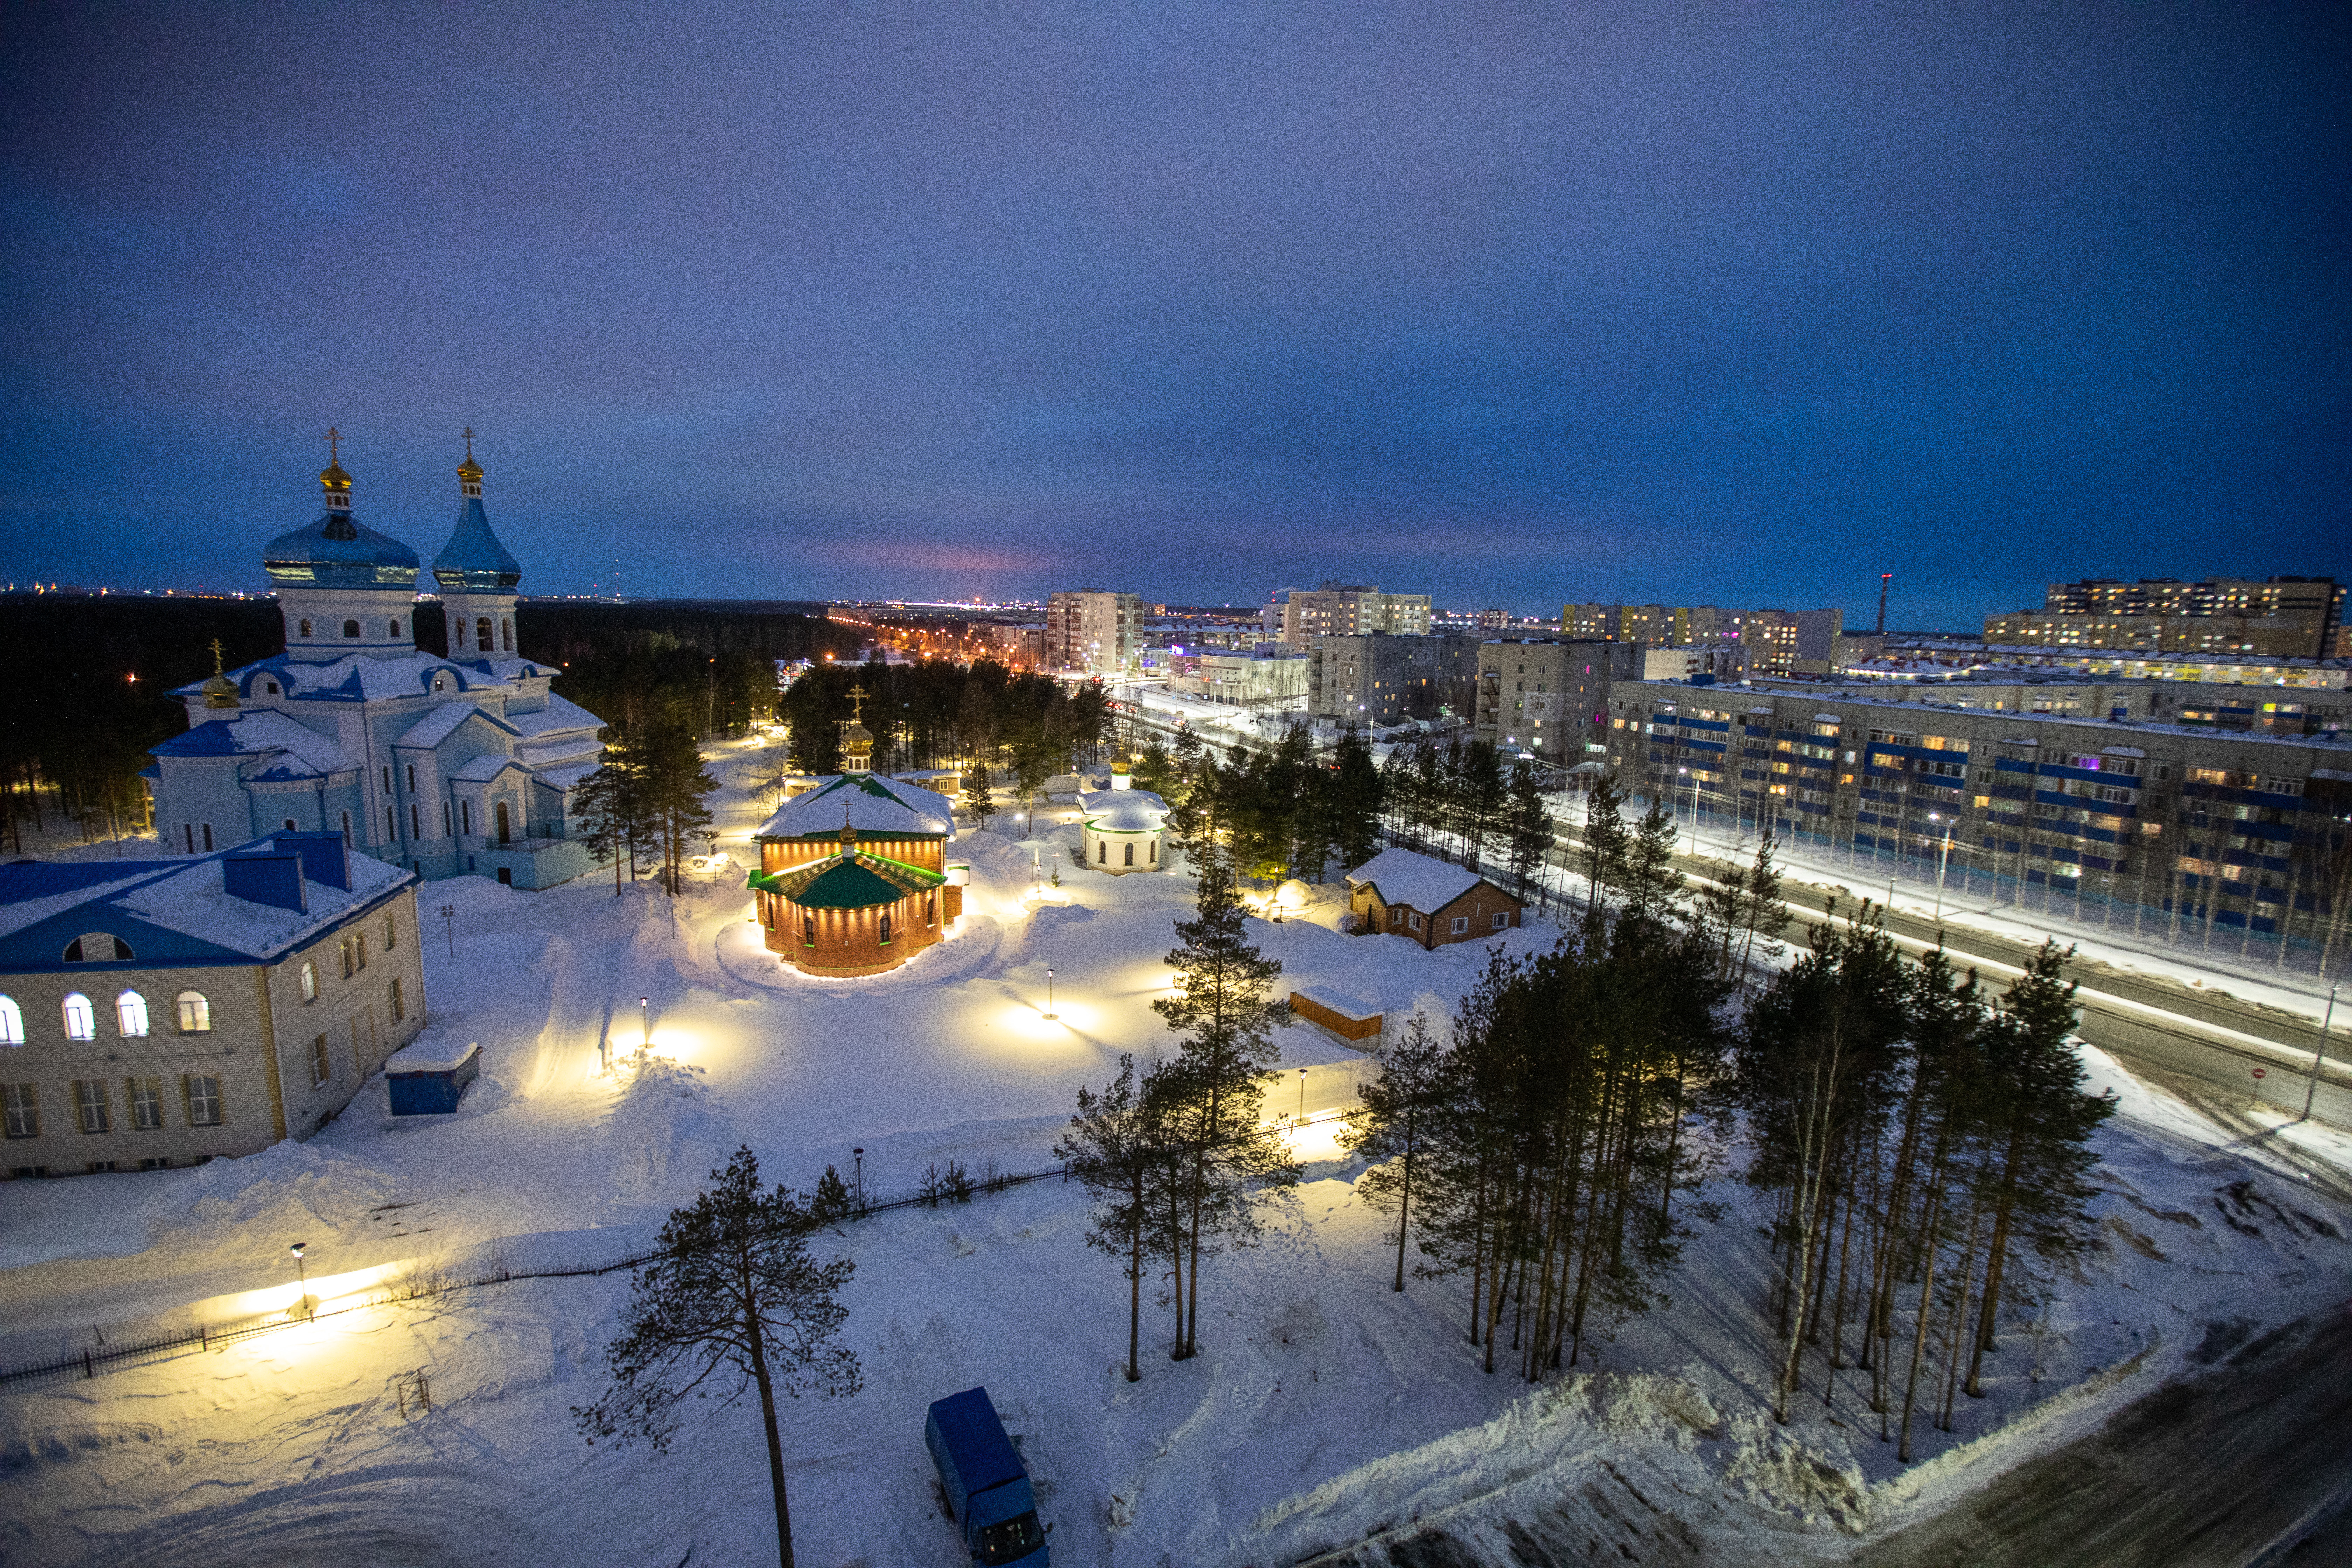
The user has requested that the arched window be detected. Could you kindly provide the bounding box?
[300,961,317,1002]
[0,995,22,1045]
[1124,841,1134,866]
[64,933,132,962]
[201,824,214,852]
[299,618,313,638]
[1148,839,1157,863]
[283,818,297,832]
[501,618,513,652]
[1097,839,1107,862]
[182,824,194,854]
[62,993,97,1040]
[176,991,211,1034]
[804,914,816,946]
[433,676,446,692]
[879,912,892,945]
[461,799,471,835]
[342,620,361,638]
[926,895,937,926]
[388,618,401,637]
[116,990,149,1037]
[476,617,493,650]
[406,764,416,793]
[496,800,511,843]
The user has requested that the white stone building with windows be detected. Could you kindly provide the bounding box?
[0,833,424,1177]
[145,439,607,889]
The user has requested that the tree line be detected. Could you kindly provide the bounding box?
[778,657,1110,784]
[1060,766,2114,1466]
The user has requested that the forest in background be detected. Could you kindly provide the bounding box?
[4,595,855,852]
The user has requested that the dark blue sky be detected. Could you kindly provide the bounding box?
[5,3,2346,627]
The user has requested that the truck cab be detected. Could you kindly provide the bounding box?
[925,1386,1049,1566]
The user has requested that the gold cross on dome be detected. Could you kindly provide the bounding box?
[326,427,341,463]
[462,426,476,460]
[848,684,868,722]
[210,637,225,673]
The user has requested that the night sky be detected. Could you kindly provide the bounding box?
[4,4,2346,626]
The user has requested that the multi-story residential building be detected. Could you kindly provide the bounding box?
[1604,678,2352,961]
[1639,644,1750,682]
[1276,582,1433,649]
[1853,641,2351,692]
[1473,640,1640,762]
[0,832,426,1176]
[1746,670,2351,738]
[1556,603,1842,674]
[1309,633,1479,727]
[1987,576,2344,658]
[1045,591,1142,674]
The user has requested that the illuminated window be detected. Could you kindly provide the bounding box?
[176,991,211,1034]
[62,993,96,1041]
[116,990,149,1037]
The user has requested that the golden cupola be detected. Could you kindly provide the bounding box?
[200,638,239,709]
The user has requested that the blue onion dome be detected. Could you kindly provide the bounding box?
[432,446,523,592]
[263,460,421,588]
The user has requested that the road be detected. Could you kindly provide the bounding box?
[1540,828,2352,1147]
[1846,1305,2352,1568]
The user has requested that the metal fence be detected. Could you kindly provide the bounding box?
[0,1160,1076,1393]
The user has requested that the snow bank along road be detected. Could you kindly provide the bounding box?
[1845,1304,2352,1568]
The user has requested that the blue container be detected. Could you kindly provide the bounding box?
[386,1041,481,1115]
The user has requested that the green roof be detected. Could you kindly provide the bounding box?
[749,849,943,910]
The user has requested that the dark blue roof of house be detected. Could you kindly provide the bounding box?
[262,511,421,589]
[433,497,523,591]
[150,720,245,757]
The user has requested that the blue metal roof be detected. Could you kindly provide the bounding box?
[432,497,523,591]
[262,511,421,589]
[150,720,244,757]
[0,860,177,906]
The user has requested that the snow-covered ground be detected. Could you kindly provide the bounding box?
[4,746,2349,1567]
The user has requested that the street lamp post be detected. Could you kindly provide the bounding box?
[1928,813,1955,923]
[2301,980,2340,1122]
[439,903,456,957]
[1045,967,1056,1020]
[852,1147,864,1210]
[639,996,650,1056]
[1298,1066,1308,1122]
[289,1241,310,1318]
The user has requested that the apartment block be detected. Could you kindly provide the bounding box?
[1556,603,1842,674]
[1276,582,1433,649]
[1045,591,1142,674]
[1603,677,2352,957]
[1473,639,1639,761]
[1987,576,2344,659]
[1309,633,1479,726]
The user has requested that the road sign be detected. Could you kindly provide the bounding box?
[2253,1068,2267,1079]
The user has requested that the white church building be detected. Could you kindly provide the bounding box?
[145,440,607,889]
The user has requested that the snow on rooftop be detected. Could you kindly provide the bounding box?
[0,866,170,940]
[111,848,410,959]
[386,1038,481,1073]
[1344,847,1489,911]
[504,693,601,739]
[395,701,507,751]
[754,774,956,840]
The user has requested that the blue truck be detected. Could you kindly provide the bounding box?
[924,1386,1050,1566]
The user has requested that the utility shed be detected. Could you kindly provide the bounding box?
[385,1038,481,1115]
[1290,985,1382,1046]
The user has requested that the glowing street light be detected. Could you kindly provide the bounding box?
[1298,1066,1309,1121]
[1044,967,1056,1020]
[290,1241,310,1318]
[640,996,651,1056]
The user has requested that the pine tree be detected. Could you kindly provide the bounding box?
[1737,831,1789,985]
[1057,1053,1183,1380]
[573,727,658,896]
[643,721,720,895]
[1961,941,2113,1396]
[958,767,997,833]
[1617,798,1685,928]
[1151,856,1300,1358]
[1578,775,1630,923]
[1342,1014,1451,1291]
[1329,727,1384,871]
[810,1164,853,1223]
[1502,763,1555,910]
[573,1147,860,1568]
